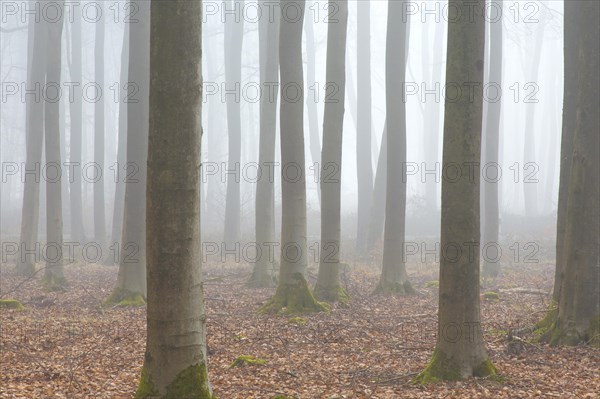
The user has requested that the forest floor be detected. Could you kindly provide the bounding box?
[1,258,599,398]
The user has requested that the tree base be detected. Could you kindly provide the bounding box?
[103,287,146,307]
[373,279,415,295]
[15,263,36,277]
[41,275,67,292]
[413,349,496,384]
[481,262,500,278]
[259,273,329,315]
[246,268,276,289]
[135,364,214,399]
[314,284,349,304]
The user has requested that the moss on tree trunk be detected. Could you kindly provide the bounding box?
[260,273,328,314]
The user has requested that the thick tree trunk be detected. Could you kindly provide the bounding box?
[248,0,280,288]
[16,3,47,276]
[355,0,373,256]
[43,0,66,290]
[105,1,148,306]
[314,0,348,302]
[223,0,244,246]
[542,0,599,347]
[376,0,413,295]
[416,0,496,382]
[68,8,85,244]
[481,0,502,277]
[135,1,213,397]
[109,23,130,253]
[260,0,327,315]
[551,3,577,304]
[94,3,107,251]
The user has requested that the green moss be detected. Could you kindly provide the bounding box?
[314,284,350,304]
[41,274,67,292]
[103,287,146,307]
[425,280,439,288]
[229,355,267,368]
[288,317,307,325]
[483,291,500,301]
[134,366,158,398]
[472,358,497,377]
[413,349,462,384]
[259,273,329,315]
[164,363,213,398]
[136,363,214,399]
[0,299,25,311]
[373,279,415,295]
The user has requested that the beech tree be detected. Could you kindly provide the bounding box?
[304,10,321,202]
[42,0,66,290]
[481,0,503,277]
[260,0,327,314]
[416,0,496,381]
[376,0,413,294]
[16,4,46,276]
[314,0,348,302]
[105,0,149,306]
[355,0,373,256]
[223,0,244,246]
[135,0,213,397]
[248,0,280,287]
[538,0,599,346]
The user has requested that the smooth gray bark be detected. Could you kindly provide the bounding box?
[94,3,107,250]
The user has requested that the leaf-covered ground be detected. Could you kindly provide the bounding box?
[1,260,598,398]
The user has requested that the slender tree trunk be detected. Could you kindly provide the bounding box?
[69,5,85,244]
[109,23,130,254]
[260,0,327,315]
[355,0,373,256]
[248,0,280,287]
[522,17,544,217]
[223,0,244,246]
[541,0,599,346]
[375,0,413,295]
[416,0,496,381]
[16,3,47,276]
[94,3,107,250]
[135,1,213,397]
[304,10,321,203]
[366,122,387,252]
[105,1,148,306]
[43,0,66,290]
[315,0,348,302]
[481,0,502,277]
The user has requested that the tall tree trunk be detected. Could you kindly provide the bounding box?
[135,1,213,397]
[248,0,280,288]
[260,0,327,315]
[375,0,413,294]
[355,0,373,256]
[551,3,577,304]
[109,23,130,254]
[69,4,85,243]
[16,2,47,276]
[481,0,502,277]
[314,0,348,302]
[105,1,149,306]
[304,10,321,203]
[522,16,544,217]
[223,0,244,246]
[541,0,599,346]
[416,0,496,381]
[94,3,107,250]
[43,0,66,290]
